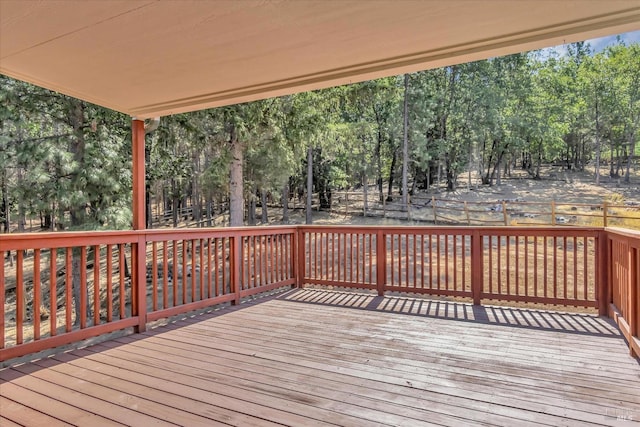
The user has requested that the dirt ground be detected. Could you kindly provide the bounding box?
[281,165,640,226]
[3,164,638,356]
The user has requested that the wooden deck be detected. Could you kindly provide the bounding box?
[1,288,639,426]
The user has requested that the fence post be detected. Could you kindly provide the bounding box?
[376,230,386,296]
[345,193,349,217]
[231,235,241,305]
[383,195,386,218]
[471,230,483,305]
[464,202,470,225]
[502,201,508,225]
[597,230,610,317]
[551,201,556,226]
[603,202,608,227]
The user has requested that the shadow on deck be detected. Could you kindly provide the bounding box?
[1,289,639,426]
[282,288,624,339]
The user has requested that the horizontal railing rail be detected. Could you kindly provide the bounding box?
[299,226,602,307]
[2,225,638,361]
[0,231,140,361]
[1,226,297,361]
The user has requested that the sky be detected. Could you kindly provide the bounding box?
[543,30,640,56]
[585,30,640,52]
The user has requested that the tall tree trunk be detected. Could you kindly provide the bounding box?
[248,192,256,226]
[375,127,383,202]
[192,152,201,225]
[145,140,153,229]
[163,186,170,216]
[261,189,268,224]
[282,183,289,224]
[579,135,587,171]
[362,171,368,216]
[467,140,473,190]
[401,74,409,211]
[535,144,542,179]
[2,167,10,233]
[171,180,179,227]
[229,124,244,227]
[206,196,213,227]
[1,167,10,266]
[387,149,396,201]
[146,185,153,229]
[306,146,313,224]
[625,131,635,183]
[68,99,90,325]
[610,143,616,177]
[16,167,25,232]
[15,125,26,233]
[594,96,602,185]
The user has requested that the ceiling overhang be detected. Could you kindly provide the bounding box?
[1,0,639,118]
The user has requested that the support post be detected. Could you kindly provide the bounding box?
[131,119,147,332]
[132,119,146,230]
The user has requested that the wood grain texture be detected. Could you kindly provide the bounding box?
[1,289,638,426]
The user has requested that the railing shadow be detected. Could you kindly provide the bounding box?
[1,286,634,381]
[281,288,624,339]
[0,287,292,371]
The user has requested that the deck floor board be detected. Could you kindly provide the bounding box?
[1,289,639,426]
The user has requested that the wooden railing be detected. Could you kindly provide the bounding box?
[299,227,601,308]
[2,225,638,361]
[1,231,141,361]
[606,228,640,357]
[1,227,296,361]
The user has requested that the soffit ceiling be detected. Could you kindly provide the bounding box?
[1,0,639,118]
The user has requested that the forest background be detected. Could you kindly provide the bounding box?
[1,39,639,233]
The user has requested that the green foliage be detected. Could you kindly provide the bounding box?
[1,77,131,231]
[2,37,638,230]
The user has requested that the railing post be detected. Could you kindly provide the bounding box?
[471,230,483,305]
[597,230,610,317]
[376,230,386,296]
[297,228,306,288]
[290,230,298,288]
[630,247,638,357]
[231,235,241,305]
[134,235,147,332]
